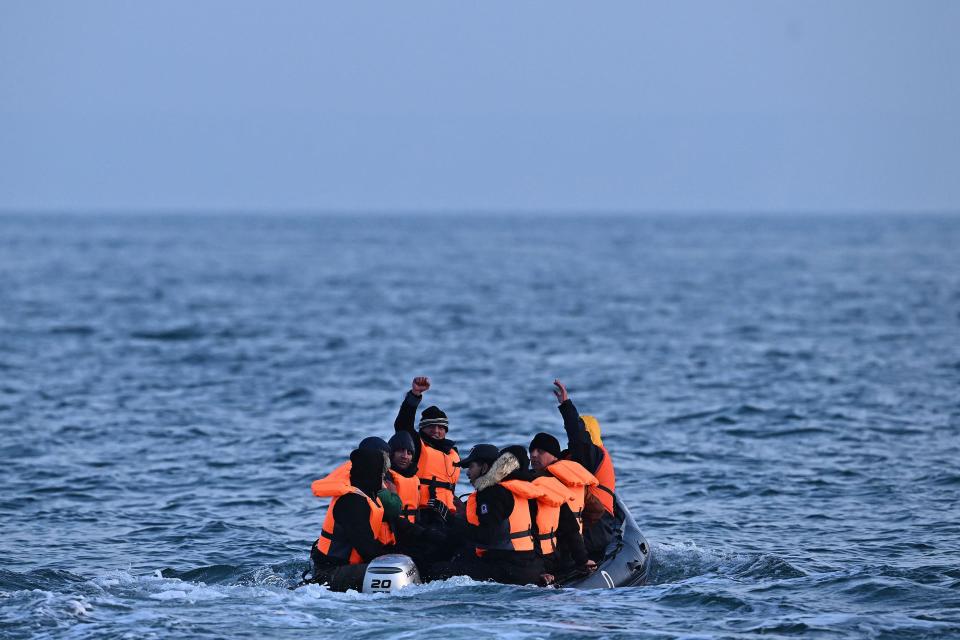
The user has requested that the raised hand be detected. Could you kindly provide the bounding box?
[553,379,569,404]
[412,376,431,396]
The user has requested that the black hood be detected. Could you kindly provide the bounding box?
[349,448,385,499]
[500,445,536,481]
[504,467,537,482]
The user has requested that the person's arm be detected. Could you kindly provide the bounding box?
[332,494,394,562]
[557,503,590,568]
[554,380,604,473]
[394,517,449,546]
[469,486,513,545]
[394,377,429,464]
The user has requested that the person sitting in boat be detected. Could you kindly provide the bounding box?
[393,376,461,517]
[424,444,548,586]
[310,437,390,496]
[311,432,421,523]
[528,432,598,579]
[385,431,420,523]
[307,448,399,591]
[309,430,455,562]
[552,379,619,561]
[383,430,459,566]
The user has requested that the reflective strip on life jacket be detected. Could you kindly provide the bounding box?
[314,487,394,564]
[416,443,460,510]
[465,480,542,557]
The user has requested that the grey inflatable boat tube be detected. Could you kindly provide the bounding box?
[560,494,653,589]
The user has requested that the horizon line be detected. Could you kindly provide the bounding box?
[2,207,959,218]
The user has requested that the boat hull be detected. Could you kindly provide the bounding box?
[560,495,653,589]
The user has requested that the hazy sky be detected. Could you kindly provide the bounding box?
[1,1,958,213]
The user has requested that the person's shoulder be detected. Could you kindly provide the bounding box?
[336,491,371,509]
[478,484,509,501]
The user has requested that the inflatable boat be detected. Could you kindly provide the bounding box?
[558,494,653,588]
[356,494,652,593]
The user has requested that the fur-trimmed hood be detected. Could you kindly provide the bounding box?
[472,452,519,491]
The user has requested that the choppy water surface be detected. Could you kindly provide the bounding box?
[1,213,958,639]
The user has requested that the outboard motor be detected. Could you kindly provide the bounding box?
[361,554,421,593]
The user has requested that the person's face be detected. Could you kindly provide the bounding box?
[467,461,489,483]
[422,424,447,440]
[530,447,557,472]
[391,448,413,471]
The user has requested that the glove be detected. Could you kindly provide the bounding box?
[426,498,449,521]
[377,489,402,521]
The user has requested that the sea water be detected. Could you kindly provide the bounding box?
[1,212,958,639]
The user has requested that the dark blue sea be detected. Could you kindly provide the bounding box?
[1,212,958,639]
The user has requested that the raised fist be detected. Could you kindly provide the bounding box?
[411,376,431,396]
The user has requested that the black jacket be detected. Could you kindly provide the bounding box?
[559,398,605,475]
[316,449,396,566]
[457,469,538,562]
[317,493,395,566]
[394,391,423,467]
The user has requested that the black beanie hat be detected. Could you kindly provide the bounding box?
[419,405,449,431]
[358,436,390,454]
[529,432,562,459]
[388,431,416,453]
[349,448,386,497]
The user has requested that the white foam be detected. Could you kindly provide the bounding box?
[148,581,228,603]
[67,598,91,616]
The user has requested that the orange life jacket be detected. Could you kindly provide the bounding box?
[387,469,421,523]
[589,445,616,516]
[465,479,543,557]
[416,442,461,511]
[313,482,395,564]
[545,459,599,533]
[530,476,575,556]
[312,461,419,524]
[311,461,351,497]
